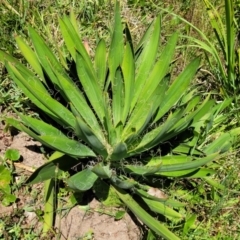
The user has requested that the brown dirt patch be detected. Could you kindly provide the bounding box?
[55,199,141,240]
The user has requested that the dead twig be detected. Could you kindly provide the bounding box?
[7,160,35,172]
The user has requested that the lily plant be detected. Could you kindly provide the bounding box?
[1,2,239,239]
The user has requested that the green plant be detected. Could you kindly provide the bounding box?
[1,2,239,239]
[0,208,39,240]
[200,0,239,98]
[0,149,20,206]
[155,0,239,99]
[0,147,42,239]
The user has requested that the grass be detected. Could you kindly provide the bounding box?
[0,0,240,239]
[179,157,240,239]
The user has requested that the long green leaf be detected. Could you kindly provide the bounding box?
[156,168,216,178]
[147,155,193,166]
[122,76,169,142]
[131,16,161,111]
[173,144,204,156]
[11,115,94,158]
[158,153,218,172]
[27,156,78,184]
[112,67,124,128]
[59,16,93,72]
[142,197,183,220]
[15,36,45,82]
[134,188,186,207]
[4,65,57,120]
[28,27,66,88]
[19,114,62,135]
[113,186,180,240]
[10,118,95,158]
[5,117,60,151]
[0,52,61,121]
[6,62,75,128]
[124,163,162,176]
[49,64,104,140]
[164,97,215,141]
[108,1,124,83]
[76,53,107,124]
[0,50,37,76]
[75,116,108,158]
[203,0,226,54]
[132,32,178,115]
[204,128,240,154]
[121,42,135,125]
[42,179,54,235]
[130,109,185,154]
[95,39,107,90]
[39,135,96,157]
[154,57,201,122]
[203,177,225,190]
[225,0,235,87]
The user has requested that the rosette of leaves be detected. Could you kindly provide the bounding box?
[1,2,239,239]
